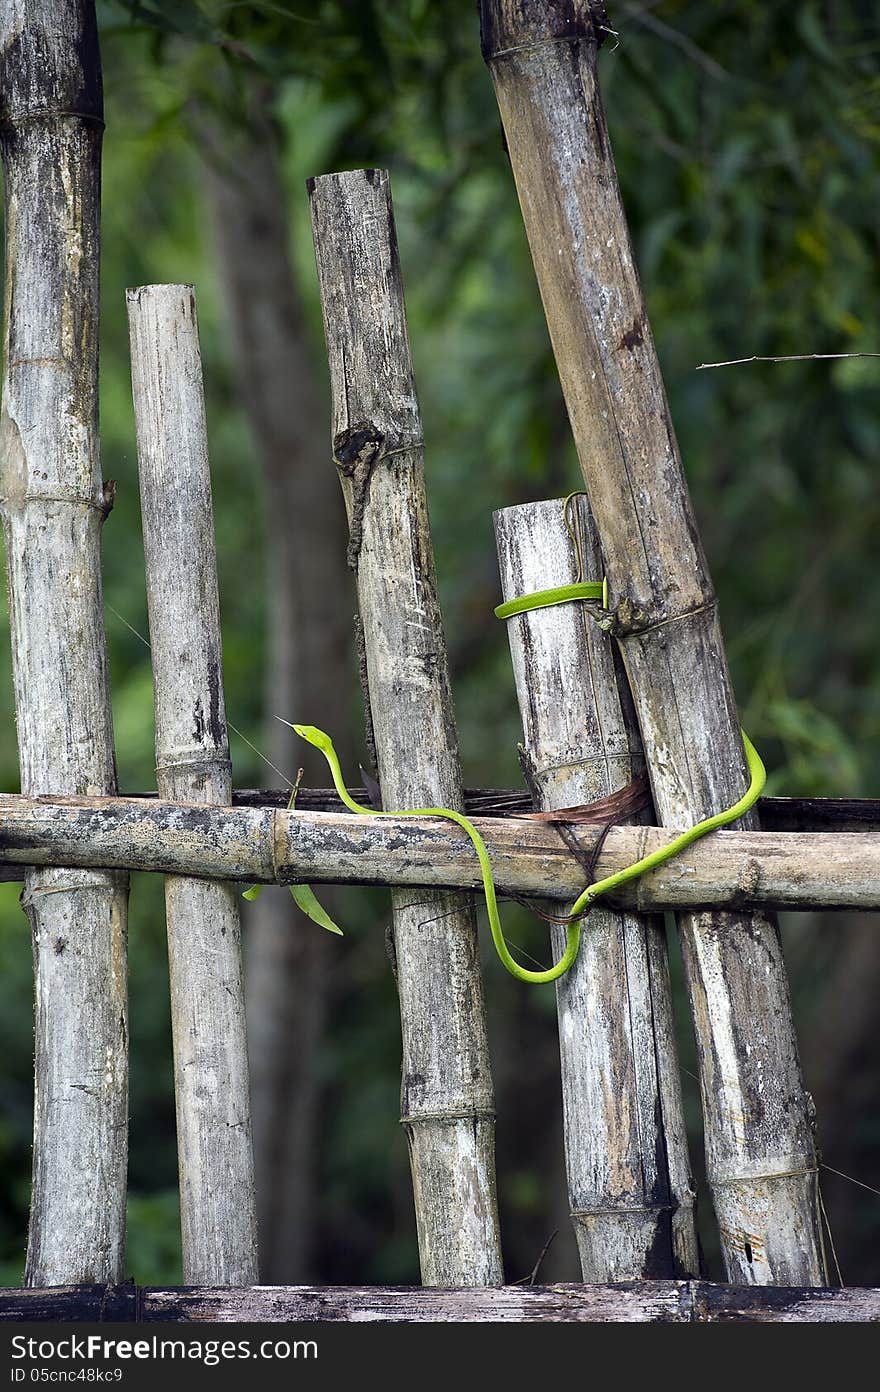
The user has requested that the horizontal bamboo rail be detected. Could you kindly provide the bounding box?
[0,1282,878,1323]
[0,795,878,912]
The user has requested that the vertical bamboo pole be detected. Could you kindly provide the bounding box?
[480,1,825,1283]
[495,497,698,1279]
[126,284,258,1285]
[201,101,354,1284]
[0,0,128,1284]
[308,169,503,1286]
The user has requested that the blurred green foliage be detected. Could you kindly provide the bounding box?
[1,0,879,1285]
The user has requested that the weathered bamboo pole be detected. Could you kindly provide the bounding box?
[87,1282,880,1323]
[1,1275,880,1319]
[2,797,879,911]
[2,1279,879,1324]
[0,0,128,1284]
[5,796,880,913]
[126,284,258,1284]
[495,496,697,1279]
[308,169,503,1286]
[200,89,354,1283]
[480,1,825,1282]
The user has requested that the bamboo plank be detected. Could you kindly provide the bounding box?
[1,795,879,912]
[127,284,258,1284]
[0,0,128,1284]
[141,1282,880,1323]
[143,1281,688,1323]
[308,169,502,1285]
[495,497,697,1278]
[0,1282,877,1324]
[479,0,825,1285]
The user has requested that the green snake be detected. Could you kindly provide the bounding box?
[494,579,608,621]
[289,720,766,986]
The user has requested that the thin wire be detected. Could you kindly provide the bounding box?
[226,725,296,792]
[674,1083,879,1212]
[677,1082,879,1213]
[818,1183,844,1288]
[106,603,152,648]
[499,937,557,974]
[821,1163,880,1201]
[676,1058,863,1279]
[106,603,297,790]
[697,352,880,371]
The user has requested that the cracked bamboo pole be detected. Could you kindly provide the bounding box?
[480,0,825,1283]
[0,0,128,1284]
[127,284,258,1284]
[308,168,503,1286]
[495,496,698,1279]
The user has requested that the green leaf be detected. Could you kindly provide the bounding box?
[242,884,263,901]
[290,884,344,936]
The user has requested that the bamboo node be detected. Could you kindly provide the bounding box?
[478,0,611,61]
[154,756,233,780]
[20,872,120,904]
[710,1166,818,1187]
[0,108,105,131]
[571,1203,675,1220]
[400,1108,496,1127]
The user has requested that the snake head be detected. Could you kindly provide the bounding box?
[291,722,334,753]
[275,716,335,753]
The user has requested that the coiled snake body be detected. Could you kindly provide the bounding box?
[290,721,766,985]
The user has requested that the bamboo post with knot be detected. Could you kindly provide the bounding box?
[308,168,503,1286]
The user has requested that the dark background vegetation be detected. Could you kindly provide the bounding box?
[1,0,879,1286]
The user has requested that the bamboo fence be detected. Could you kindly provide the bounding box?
[1,0,878,1324]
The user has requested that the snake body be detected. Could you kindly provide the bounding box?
[494,580,607,621]
[289,720,766,985]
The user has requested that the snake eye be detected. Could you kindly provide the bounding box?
[292,723,332,752]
